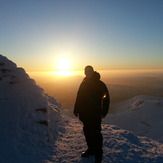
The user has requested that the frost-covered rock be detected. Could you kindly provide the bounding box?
[0,54,61,162]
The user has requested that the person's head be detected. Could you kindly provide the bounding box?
[84,65,94,77]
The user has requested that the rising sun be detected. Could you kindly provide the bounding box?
[56,58,71,71]
[54,57,74,76]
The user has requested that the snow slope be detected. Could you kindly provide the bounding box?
[0,55,61,162]
[0,54,163,162]
[51,114,163,163]
[104,95,163,143]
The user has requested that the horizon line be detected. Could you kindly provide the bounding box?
[27,68,163,73]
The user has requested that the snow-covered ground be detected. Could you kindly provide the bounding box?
[51,114,163,163]
[104,95,163,143]
[0,54,163,162]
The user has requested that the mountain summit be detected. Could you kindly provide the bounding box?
[0,54,163,162]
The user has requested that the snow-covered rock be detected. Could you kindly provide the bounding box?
[0,54,61,162]
[105,95,163,142]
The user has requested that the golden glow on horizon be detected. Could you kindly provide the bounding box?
[53,70,76,76]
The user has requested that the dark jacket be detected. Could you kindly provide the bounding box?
[74,71,110,120]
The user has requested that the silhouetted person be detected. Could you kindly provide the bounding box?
[74,65,110,163]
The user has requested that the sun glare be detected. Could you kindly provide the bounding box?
[54,57,74,76]
[56,58,71,71]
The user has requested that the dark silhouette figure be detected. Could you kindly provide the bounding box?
[74,66,110,163]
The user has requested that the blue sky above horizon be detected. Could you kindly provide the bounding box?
[0,0,163,71]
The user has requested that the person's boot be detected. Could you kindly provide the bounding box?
[95,154,102,163]
[95,151,103,163]
[81,149,95,157]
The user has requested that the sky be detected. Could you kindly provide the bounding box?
[0,0,163,71]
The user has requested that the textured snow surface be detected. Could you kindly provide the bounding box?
[51,115,163,163]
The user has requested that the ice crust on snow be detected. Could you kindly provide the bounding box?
[0,54,163,162]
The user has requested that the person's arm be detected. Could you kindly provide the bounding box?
[73,83,82,117]
[100,83,110,117]
[74,93,80,117]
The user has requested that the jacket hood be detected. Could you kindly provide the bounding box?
[83,71,101,81]
[93,71,101,80]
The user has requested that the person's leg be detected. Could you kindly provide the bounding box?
[83,124,94,150]
[81,116,103,162]
[92,118,103,162]
[82,123,95,157]
[94,122,103,153]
